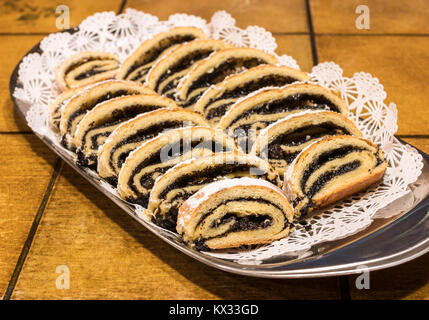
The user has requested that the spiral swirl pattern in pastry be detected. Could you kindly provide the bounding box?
[56,51,120,91]
[118,126,239,207]
[97,108,209,185]
[194,65,309,125]
[284,135,387,218]
[117,27,208,83]
[177,177,294,250]
[176,48,279,110]
[147,152,281,231]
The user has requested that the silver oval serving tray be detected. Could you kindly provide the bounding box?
[10,37,429,278]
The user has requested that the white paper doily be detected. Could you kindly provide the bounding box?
[13,9,423,263]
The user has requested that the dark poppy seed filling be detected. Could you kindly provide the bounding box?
[181,93,203,108]
[73,66,106,80]
[298,160,361,217]
[124,34,197,80]
[300,146,364,191]
[79,104,161,152]
[64,56,118,75]
[160,163,259,199]
[73,61,118,80]
[66,89,136,132]
[184,57,268,101]
[229,94,341,128]
[128,67,152,82]
[51,95,75,129]
[205,103,230,120]
[89,131,111,150]
[76,148,104,169]
[283,135,388,220]
[129,139,228,184]
[176,177,294,249]
[108,120,184,172]
[296,144,384,217]
[155,164,277,231]
[159,82,178,100]
[213,75,298,103]
[211,214,272,231]
[204,75,298,119]
[265,123,351,161]
[155,49,214,93]
[205,216,290,241]
[307,161,361,199]
[198,198,284,230]
[125,140,230,207]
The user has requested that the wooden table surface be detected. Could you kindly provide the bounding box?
[1,0,428,300]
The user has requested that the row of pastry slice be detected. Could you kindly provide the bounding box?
[54,26,310,119]
[50,79,210,167]
[109,94,386,247]
[49,77,387,246]
[54,27,209,91]
[114,112,386,247]
[53,75,357,177]
[117,26,310,112]
[50,75,294,247]
[50,76,386,243]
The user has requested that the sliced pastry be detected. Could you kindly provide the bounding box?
[49,87,83,131]
[176,48,279,109]
[177,177,294,250]
[194,65,310,125]
[147,152,281,231]
[216,83,348,150]
[117,27,208,83]
[118,127,239,207]
[56,51,120,91]
[97,108,209,185]
[73,94,179,168]
[59,80,152,149]
[251,111,362,176]
[284,135,387,218]
[145,39,228,99]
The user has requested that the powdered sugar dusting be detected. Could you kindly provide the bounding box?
[188,177,287,210]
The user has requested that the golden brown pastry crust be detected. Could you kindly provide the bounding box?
[147,151,281,231]
[73,93,177,167]
[284,135,387,218]
[216,82,349,131]
[49,86,83,131]
[251,110,363,176]
[145,39,228,96]
[117,126,239,206]
[194,65,310,124]
[55,51,120,91]
[176,47,279,109]
[177,178,294,250]
[59,80,153,149]
[97,107,209,183]
[116,27,208,83]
